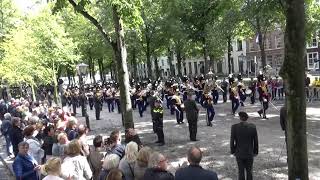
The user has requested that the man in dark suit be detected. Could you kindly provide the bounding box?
[175,146,218,180]
[230,112,258,180]
[184,92,199,141]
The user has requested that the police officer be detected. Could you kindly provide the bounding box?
[153,98,165,146]
[184,92,199,141]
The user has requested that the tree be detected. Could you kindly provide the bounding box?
[242,0,284,71]
[53,0,143,129]
[0,6,79,102]
[176,0,224,74]
[280,0,309,179]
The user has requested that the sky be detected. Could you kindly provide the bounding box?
[13,0,46,15]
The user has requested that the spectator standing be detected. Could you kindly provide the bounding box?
[10,117,24,157]
[106,169,125,180]
[106,130,125,159]
[52,132,69,158]
[24,125,45,165]
[12,141,41,180]
[42,157,64,180]
[143,152,174,180]
[77,124,90,157]
[99,154,120,180]
[1,113,13,157]
[230,112,258,180]
[175,146,218,180]
[134,147,152,180]
[42,125,55,161]
[61,140,92,180]
[88,135,105,180]
[119,141,138,180]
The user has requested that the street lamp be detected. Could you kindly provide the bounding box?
[76,63,90,129]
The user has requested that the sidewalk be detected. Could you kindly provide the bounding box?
[0,138,14,180]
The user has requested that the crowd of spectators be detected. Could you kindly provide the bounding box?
[0,98,219,180]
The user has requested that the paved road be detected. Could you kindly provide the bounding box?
[1,97,318,180]
[75,97,320,180]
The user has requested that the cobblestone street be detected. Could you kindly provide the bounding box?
[75,98,320,180]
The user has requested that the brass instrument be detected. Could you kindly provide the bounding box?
[231,83,239,99]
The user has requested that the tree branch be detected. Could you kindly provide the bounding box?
[67,0,115,46]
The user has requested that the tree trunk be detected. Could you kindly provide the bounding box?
[98,58,104,82]
[88,55,93,83]
[176,46,183,78]
[168,47,175,77]
[154,56,160,79]
[131,48,138,80]
[31,84,36,102]
[281,0,308,179]
[209,54,214,73]
[227,36,232,74]
[91,58,96,84]
[202,37,209,74]
[67,67,71,86]
[257,17,267,71]
[52,62,59,104]
[112,5,133,129]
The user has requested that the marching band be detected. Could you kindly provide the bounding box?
[60,72,277,136]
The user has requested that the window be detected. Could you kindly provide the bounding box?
[194,62,198,74]
[217,62,223,73]
[275,34,283,48]
[183,63,187,75]
[307,36,318,48]
[249,41,255,51]
[237,40,243,51]
[231,57,234,73]
[238,59,244,73]
[199,62,204,74]
[188,62,192,74]
[274,54,283,68]
[307,52,319,70]
[161,59,164,66]
[265,38,272,49]
[267,55,273,67]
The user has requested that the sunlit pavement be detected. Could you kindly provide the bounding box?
[0,98,318,179]
[74,97,320,180]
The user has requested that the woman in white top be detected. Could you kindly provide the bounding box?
[42,157,64,180]
[61,140,92,180]
[119,141,138,180]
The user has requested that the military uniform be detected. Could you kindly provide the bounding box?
[153,103,165,145]
[94,92,102,120]
[71,91,78,115]
[184,97,199,141]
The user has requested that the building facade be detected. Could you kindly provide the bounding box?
[133,30,319,80]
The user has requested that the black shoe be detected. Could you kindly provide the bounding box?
[158,142,165,146]
[180,121,184,124]
[190,139,198,141]
[258,111,262,117]
[155,140,161,143]
[209,122,213,127]
[263,116,268,119]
